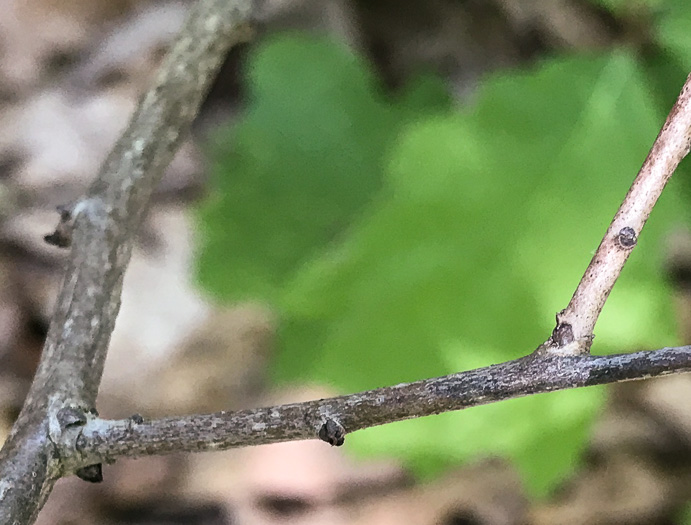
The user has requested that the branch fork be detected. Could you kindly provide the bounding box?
[2,1,691,523]
[539,72,691,356]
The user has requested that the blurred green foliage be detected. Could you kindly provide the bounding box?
[655,1,691,66]
[590,0,662,12]
[199,34,451,302]
[680,502,691,525]
[198,9,691,496]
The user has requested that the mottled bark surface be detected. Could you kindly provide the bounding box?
[0,1,690,524]
[0,1,255,522]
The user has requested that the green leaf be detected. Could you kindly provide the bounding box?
[651,0,691,65]
[197,33,451,302]
[274,52,686,494]
[680,502,691,525]
[589,0,662,13]
[196,33,686,495]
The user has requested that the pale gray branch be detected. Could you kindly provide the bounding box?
[542,73,691,356]
[0,1,255,523]
[56,346,691,469]
[0,0,690,522]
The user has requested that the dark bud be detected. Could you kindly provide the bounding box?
[617,227,637,249]
[551,322,574,347]
[57,407,86,429]
[44,204,75,248]
[57,204,72,221]
[130,413,144,424]
[44,231,71,248]
[76,463,103,483]
[318,419,345,447]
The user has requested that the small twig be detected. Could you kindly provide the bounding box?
[540,73,691,356]
[56,346,691,469]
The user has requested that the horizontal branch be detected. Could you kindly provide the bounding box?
[60,346,691,469]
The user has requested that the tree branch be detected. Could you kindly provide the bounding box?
[55,346,691,468]
[540,73,691,356]
[1,0,691,521]
[0,1,256,523]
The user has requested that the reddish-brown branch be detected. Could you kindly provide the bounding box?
[540,73,691,356]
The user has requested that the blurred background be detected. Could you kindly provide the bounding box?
[1,0,691,523]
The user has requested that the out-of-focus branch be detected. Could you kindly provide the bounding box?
[539,73,691,356]
[56,346,691,467]
[0,2,256,523]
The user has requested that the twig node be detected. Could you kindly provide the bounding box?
[318,418,345,447]
[616,226,637,249]
[44,204,75,248]
[56,407,87,429]
[75,463,103,483]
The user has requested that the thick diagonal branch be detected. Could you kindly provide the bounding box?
[2,0,690,520]
[58,346,690,468]
[542,73,691,355]
[29,1,253,413]
[0,2,255,523]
